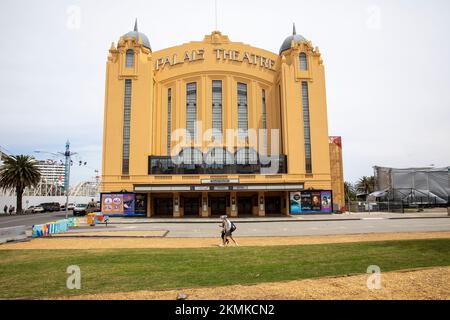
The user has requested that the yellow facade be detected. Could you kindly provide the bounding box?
[329,137,345,210]
[101,24,341,217]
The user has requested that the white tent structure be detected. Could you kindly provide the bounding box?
[372,166,450,205]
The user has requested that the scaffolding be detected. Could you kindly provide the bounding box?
[373,166,450,206]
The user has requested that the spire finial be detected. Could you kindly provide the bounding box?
[134,18,138,32]
[293,23,296,35]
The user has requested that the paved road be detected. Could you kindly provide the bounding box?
[61,217,450,238]
[0,211,73,229]
[126,218,450,237]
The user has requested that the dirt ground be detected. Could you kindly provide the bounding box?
[1,231,450,250]
[62,267,450,300]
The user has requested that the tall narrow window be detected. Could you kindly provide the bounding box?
[299,53,308,71]
[167,88,172,156]
[262,89,267,152]
[212,80,223,142]
[237,83,248,140]
[279,84,284,154]
[186,82,197,142]
[122,79,132,175]
[126,49,134,68]
[301,81,312,174]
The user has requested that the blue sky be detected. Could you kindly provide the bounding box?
[0,0,449,185]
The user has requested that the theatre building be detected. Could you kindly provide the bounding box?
[101,22,344,217]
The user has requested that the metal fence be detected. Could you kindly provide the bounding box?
[348,197,450,213]
[347,201,405,213]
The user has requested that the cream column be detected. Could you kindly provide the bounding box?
[258,192,265,217]
[201,192,209,217]
[284,191,291,216]
[146,194,152,217]
[230,192,238,218]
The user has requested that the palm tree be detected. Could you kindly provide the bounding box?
[0,155,41,214]
[344,181,356,202]
[355,176,375,195]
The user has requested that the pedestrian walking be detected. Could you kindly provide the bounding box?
[3,205,7,215]
[219,215,238,247]
[9,205,13,215]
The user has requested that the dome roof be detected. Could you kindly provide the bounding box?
[280,23,307,54]
[120,20,151,50]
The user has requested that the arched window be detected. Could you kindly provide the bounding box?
[126,49,134,68]
[299,52,308,71]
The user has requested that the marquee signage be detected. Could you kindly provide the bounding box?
[214,49,276,70]
[155,49,205,70]
[201,179,240,184]
[155,48,276,71]
[135,184,305,192]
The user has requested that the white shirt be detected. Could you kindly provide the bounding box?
[223,219,232,232]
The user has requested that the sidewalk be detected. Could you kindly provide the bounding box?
[104,211,450,224]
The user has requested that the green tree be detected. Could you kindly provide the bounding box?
[0,155,41,214]
[344,181,356,202]
[355,176,375,195]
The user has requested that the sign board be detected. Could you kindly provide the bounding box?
[290,191,333,214]
[101,193,147,216]
[201,179,239,184]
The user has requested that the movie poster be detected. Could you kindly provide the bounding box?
[101,193,148,216]
[300,192,312,211]
[102,194,124,214]
[321,191,332,213]
[290,190,333,214]
[135,194,147,214]
[289,192,302,214]
[123,194,135,215]
[311,191,322,211]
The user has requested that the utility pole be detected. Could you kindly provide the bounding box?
[35,140,79,219]
[60,141,77,219]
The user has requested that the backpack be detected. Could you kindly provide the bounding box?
[230,222,237,232]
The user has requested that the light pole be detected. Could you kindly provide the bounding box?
[35,140,78,219]
[60,141,77,219]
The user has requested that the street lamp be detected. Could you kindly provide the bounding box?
[35,140,78,219]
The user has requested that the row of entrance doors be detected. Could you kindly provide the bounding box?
[153,195,282,216]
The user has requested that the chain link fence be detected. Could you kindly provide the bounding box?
[347,201,404,213]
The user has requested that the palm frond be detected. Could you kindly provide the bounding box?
[0,155,41,193]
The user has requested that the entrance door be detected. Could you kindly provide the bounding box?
[184,198,200,216]
[265,196,281,215]
[210,197,227,216]
[154,198,173,216]
[238,197,253,216]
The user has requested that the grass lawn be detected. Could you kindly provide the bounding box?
[0,239,449,299]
